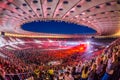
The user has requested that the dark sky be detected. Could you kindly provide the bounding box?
[21,20,96,34]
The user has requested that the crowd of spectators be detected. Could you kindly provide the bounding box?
[0,38,120,80]
[0,51,33,80]
[30,38,120,80]
[31,49,120,80]
[13,49,82,65]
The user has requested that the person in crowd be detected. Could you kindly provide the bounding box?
[102,53,115,80]
[72,66,78,80]
[80,65,89,80]
[34,66,40,80]
[96,60,104,80]
[0,65,5,80]
[58,73,64,80]
[64,72,74,80]
[110,52,120,80]
[48,67,54,80]
[88,63,97,80]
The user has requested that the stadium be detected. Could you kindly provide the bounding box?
[0,0,120,80]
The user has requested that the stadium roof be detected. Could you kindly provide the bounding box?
[0,0,120,38]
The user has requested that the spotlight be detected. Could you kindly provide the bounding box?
[86,41,90,45]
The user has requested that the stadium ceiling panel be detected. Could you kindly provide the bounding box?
[0,0,120,38]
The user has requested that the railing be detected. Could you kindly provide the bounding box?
[5,73,34,80]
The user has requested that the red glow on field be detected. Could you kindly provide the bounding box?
[78,44,87,52]
[71,43,87,53]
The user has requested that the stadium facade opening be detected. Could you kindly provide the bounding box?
[21,20,96,35]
